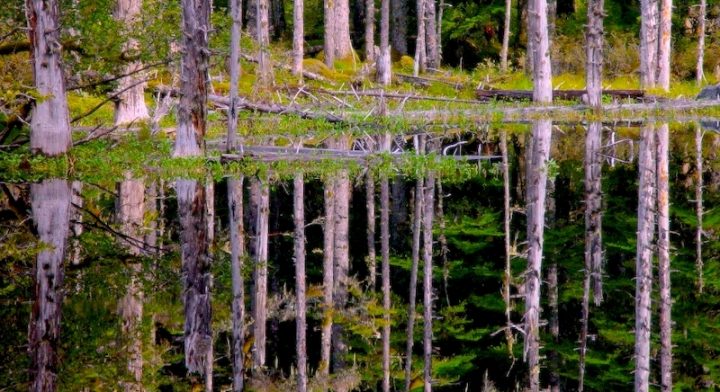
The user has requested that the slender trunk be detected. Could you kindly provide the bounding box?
[436,0,444,61]
[425,0,439,68]
[333,0,353,59]
[404,171,424,391]
[378,133,392,392]
[332,138,351,378]
[634,125,656,392]
[26,0,71,156]
[657,123,672,392]
[640,0,659,88]
[227,0,242,152]
[29,180,71,392]
[391,0,408,54]
[695,126,704,292]
[365,0,375,62]
[500,132,514,355]
[70,182,84,266]
[255,0,273,86]
[500,0,512,72]
[323,0,336,66]
[585,0,604,107]
[524,119,552,392]
[250,177,270,369]
[696,0,706,85]
[422,171,436,392]
[114,0,150,125]
[548,262,559,392]
[414,0,427,75]
[294,174,308,392]
[144,181,158,255]
[528,0,552,102]
[367,172,377,289]
[657,0,672,90]
[228,178,245,392]
[320,178,336,385]
[436,179,450,307]
[377,0,392,85]
[293,0,304,76]
[547,0,557,72]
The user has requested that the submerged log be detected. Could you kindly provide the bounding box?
[475,88,646,101]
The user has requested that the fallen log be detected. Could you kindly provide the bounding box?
[475,88,646,101]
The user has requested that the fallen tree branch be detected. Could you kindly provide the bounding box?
[395,73,467,89]
[240,53,332,84]
[209,93,345,123]
[305,88,487,105]
[66,59,173,91]
[475,88,648,102]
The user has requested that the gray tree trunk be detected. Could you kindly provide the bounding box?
[366,173,377,289]
[332,137,351,381]
[548,261,559,392]
[249,177,270,369]
[117,177,145,255]
[228,178,245,392]
[255,0,273,86]
[175,0,210,157]
[696,0,706,85]
[380,134,392,392]
[528,0,552,102]
[114,0,150,125]
[500,132,514,352]
[377,0,392,84]
[69,182,84,267]
[634,125,656,392]
[293,0,304,76]
[640,0,659,88]
[425,0,439,68]
[29,180,71,392]
[391,0,408,54]
[294,174,308,392]
[524,119,553,392]
[657,123,672,392]
[404,159,424,391]
[323,0,336,66]
[414,0,427,75]
[324,0,352,65]
[320,178,336,386]
[585,0,604,107]
[227,0,242,152]
[176,180,213,384]
[422,170,436,392]
[500,0,512,72]
[657,0,672,90]
[26,0,71,156]
[695,126,704,292]
[365,0,375,62]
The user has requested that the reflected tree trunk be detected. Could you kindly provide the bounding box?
[657,123,672,392]
[436,178,450,307]
[634,125,656,392]
[69,182,84,267]
[695,126,704,292]
[585,0,604,107]
[228,177,245,392]
[422,169,436,392]
[294,173,308,392]
[367,172,377,289]
[500,132,514,354]
[249,177,270,370]
[380,133,392,392]
[320,177,336,387]
[114,0,150,125]
[144,181,158,255]
[697,0,706,85]
[524,119,552,392]
[332,137,351,383]
[29,180,71,392]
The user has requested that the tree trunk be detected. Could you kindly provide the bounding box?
[547,0,557,72]
[404,161,424,391]
[293,0,304,76]
[365,0,375,62]
[696,0,706,85]
[391,0,408,54]
[323,0,336,66]
[114,0,150,125]
[175,0,210,157]
[324,0,352,65]
[69,182,84,266]
[500,132,514,354]
[294,173,308,392]
[117,178,145,255]
[29,180,71,392]
[425,0,439,68]
[528,0,552,102]
[436,178,450,307]
[255,0,273,86]
[176,180,213,383]
[585,0,604,107]
[249,177,270,369]
[414,0,427,75]
[500,0,512,72]
[695,126,704,292]
[144,181,158,255]
[228,178,245,392]
[380,135,392,392]
[634,125,656,392]
[548,262,559,392]
[332,137,351,381]
[422,170,436,392]
[366,172,377,289]
[524,119,552,392]
[657,123,672,392]
[377,0,392,85]
[640,0,659,88]
[657,0,672,90]
[26,0,71,156]
[320,178,336,385]
[227,0,242,152]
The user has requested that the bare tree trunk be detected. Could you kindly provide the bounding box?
[436,0,444,62]
[367,172,377,289]
[227,0,242,152]
[500,0,512,72]
[435,179,450,307]
[293,0,304,76]
[413,0,427,75]
[26,0,71,156]
[29,180,71,392]
[377,0,392,85]
[695,126,704,292]
[324,0,352,65]
[528,0,552,102]
[294,173,308,392]
[404,161,424,391]
[70,182,84,266]
[175,0,210,157]
[228,178,245,392]
[380,158,392,392]
[250,177,270,370]
[640,0,659,88]
[657,0,672,90]
[365,0,375,62]
[114,0,150,125]
[696,0,706,85]
[524,119,552,392]
[391,0,408,54]
[548,261,559,392]
[657,123,672,392]
[320,178,336,386]
[500,132,515,355]
[422,170,436,392]
[634,125,656,392]
[332,138,351,379]
[547,0,557,73]
[255,0,273,86]
[323,0,336,66]
[578,121,603,392]
[585,0,604,107]
[176,180,213,384]
[425,0,439,68]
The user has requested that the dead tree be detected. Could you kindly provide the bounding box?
[365,0,375,62]
[697,0,706,85]
[425,0,439,68]
[657,0,672,90]
[380,134,392,392]
[29,180,71,392]
[414,0,427,75]
[528,0,552,102]
[319,177,336,386]
[500,0,512,72]
[114,0,150,125]
[292,0,304,77]
[657,123,672,392]
[227,0,242,152]
[175,0,210,156]
[640,0,659,88]
[228,177,245,392]
[524,119,553,392]
[323,0,352,66]
[634,125,656,392]
[26,0,71,156]
[294,173,308,392]
[377,0,392,85]
[422,168,436,392]
[332,138,351,380]
[250,177,270,369]
[366,172,377,289]
[695,126,704,292]
[585,0,604,106]
[255,0,273,85]
[500,132,515,354]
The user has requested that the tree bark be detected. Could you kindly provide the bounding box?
[414,0,427,75]
[29,180,71,392]
[294,173,308,392]
[634,125,656,392]
[528,0,552,102]
[255,0,273,86]
[500,0,512,72]
[227,0,242,152]
[377,0,392,85]
[696,0,706,85]
[26,0,71,156]
[324,0,352,65]
[117,177,145,255]
[500,132,514,355]
[695,125,704,292]
[293,0,304,77]
[366,172,377,290]
[524,119,552,392]
[365,0,375,62]
[422,170,436,392]
[114,0,150,126]
[391,0,408,54]
[585,0,604,107]
[657,0,672,90]
[175,0,210,157]
[228,178,245,392]
[176,180,213,383]
[320,178,336,385]
[380,134,392,392]
[640,0,659,88]
[425,0,439,68]
[323,0,336,66]
[249,177,270,370]
[657,123,672,392]
[548,261,559,392]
